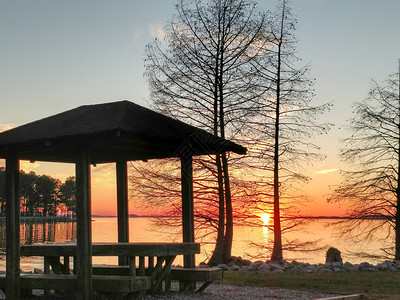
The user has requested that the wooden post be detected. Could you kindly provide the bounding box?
[76,147,92,300]
[181,156,195,268]
[116,160,129,265]
[5,154,20,299]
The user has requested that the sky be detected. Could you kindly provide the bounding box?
[1,0,400,216]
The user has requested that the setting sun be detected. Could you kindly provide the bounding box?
[261,213,270,227]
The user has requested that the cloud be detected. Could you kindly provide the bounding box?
[149,23,166,41]
[0,123,14,132]
[20,160,41,173]
[315,169,339,175]
[91,163,116,185]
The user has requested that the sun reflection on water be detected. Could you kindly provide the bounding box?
[261,213,270,245]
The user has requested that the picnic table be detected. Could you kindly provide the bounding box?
[16,242,200,296]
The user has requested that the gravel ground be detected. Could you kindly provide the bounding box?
[142,283,341,300]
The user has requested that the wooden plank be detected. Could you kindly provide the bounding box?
[5,155,20,300]
[150,256,175,295]
[0,274,151,293]
[92,275,151,293]
[21,242,200,257]
[63,256,70,274]
[21,243,77,256]
[0,274,77,290]
[116,160,129,266]
[91,242,200,256]
[92,265,130,276]
[128,256,136,276]
[148,256,154,273]
[138,256,145,276]
[75,146,92,300]
[171,267,223,282]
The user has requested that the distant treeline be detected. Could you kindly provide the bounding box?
[0,167,76,217]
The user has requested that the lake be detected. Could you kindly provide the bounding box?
[0,217,392,272]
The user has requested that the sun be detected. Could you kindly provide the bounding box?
[261,213,270,227]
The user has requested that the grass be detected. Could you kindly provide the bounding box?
[222,271,400,299]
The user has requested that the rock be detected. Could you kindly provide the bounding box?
[249,261,264,270]
[229,256,253,267]
[198,262,208,268]
[305,265,317,273]
[229,264,240,271]
[325,247,343,263]
[331,261,343,267]
[217,263,229,270]
[34,268,43,274]
[358,262,377,272]
[267,262,285,272]
[349,265,360,272]
[0,289,5,300]
[258,263,270,271]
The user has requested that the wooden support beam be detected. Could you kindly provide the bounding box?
[116,160,129,265]
[181,156,195,268]
[76,147,92,300]
[5,154,20,300]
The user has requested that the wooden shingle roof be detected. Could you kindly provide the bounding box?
[0,100,246,163]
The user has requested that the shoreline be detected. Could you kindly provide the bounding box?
[0,216,75,222]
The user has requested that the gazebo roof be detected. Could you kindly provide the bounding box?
[0,100,246,163]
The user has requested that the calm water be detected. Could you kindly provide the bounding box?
[0,217,391,272]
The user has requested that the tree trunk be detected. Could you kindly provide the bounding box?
[222,152,233,263]
[271,102,283,261]
[270,0,287,263]
[208,153,226,266]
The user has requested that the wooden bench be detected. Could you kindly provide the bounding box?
[170,267,223,292]
[0,273,151,296]
[93,264,130,276]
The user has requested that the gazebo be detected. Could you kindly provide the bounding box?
[0,100,246,299]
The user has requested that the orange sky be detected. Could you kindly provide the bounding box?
[0,155,349,217]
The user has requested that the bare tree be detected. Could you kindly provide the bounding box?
[143,0,269,265]
[246,0,332,262]
[330,61,400,260]
[138,0,330,265]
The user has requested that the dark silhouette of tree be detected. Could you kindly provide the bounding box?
[330,61,400,260]
[35,175,60,216]
[20,171,40,216]
[253,0,331,262]
[0,168,74,217]
[59,176,76,215]
[144,0,269,265]
[139,0,331,265]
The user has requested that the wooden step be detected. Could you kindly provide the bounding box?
[171,267,223,282]
[0,273,151,293]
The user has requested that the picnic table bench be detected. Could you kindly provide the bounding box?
[17,242,200,297]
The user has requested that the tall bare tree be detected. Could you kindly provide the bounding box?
[143,0,269,265]
[139,0,330,264]
[330,61,400,260]
[246,0,332,262]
